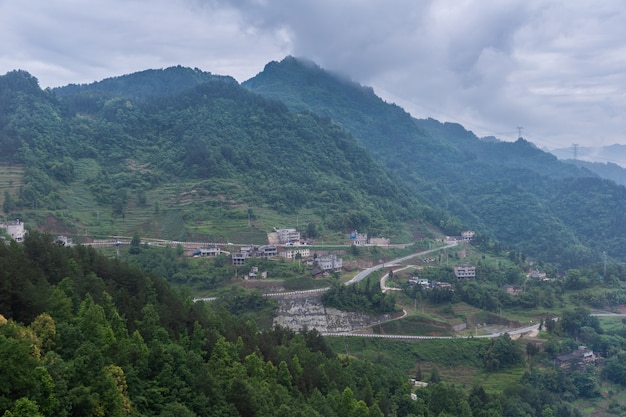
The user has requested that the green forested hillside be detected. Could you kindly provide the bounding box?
[0,68,419,240]
[4,57,626,267]
[244,57,626,267]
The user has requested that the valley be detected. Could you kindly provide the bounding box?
[3,61,626,416]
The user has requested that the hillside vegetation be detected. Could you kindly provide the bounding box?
[3,57,626,267]
[0,67,419,242]
[244,56,626,268]
[0,232,594,417]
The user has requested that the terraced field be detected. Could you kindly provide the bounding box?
[0,163,24,211]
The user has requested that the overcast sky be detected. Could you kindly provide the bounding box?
[1,1,625,155]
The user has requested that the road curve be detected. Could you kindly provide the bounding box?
[346,241,458,285]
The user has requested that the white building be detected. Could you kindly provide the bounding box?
[2,219,25,242]
[350,230,368,246]
[281,248,311,259]
[454,264,476,279]
[276,228,300,244]
[316,254,343,272]
[232,252,248,266]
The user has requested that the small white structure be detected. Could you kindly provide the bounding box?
[55,235,73,247]
[245,266,268,280]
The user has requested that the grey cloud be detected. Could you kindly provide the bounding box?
[1,0,626,151]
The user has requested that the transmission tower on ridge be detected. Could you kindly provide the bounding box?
[516,126,523,139]
[572,143,579,160]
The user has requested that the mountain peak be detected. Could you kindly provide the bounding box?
[53,66,233,100]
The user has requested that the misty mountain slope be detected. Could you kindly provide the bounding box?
[563,159,626,187]
[244,56,626,265]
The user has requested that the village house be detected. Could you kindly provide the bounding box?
[454,263,476,279]
[232,252,247,266]
[55,235,73,247]
[193,246,222,257]
[350,230,368,246]
[1,219,25,242]
[556,346,598,370]
[276,228,301,244]
[461,230,475,241]
[256,245,277,258]
[432,281,452,290]
[280,247,310,260]
[316,254,343,272]
[244,266,267,280]
[502,285,523,296]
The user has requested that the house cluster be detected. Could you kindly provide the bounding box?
[527,269,548,280]
[445,230,476,243]
[348,230,390,246]
[556,346,598,370]
[0,219,25,242]
[231,245,278,265]
[230,244,318,264]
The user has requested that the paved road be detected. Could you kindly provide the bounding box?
[322,322,540,340]
[346,241,457,285]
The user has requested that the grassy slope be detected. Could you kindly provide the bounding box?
[0,163,24,211]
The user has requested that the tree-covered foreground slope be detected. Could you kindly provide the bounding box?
[0,232,411,416]
[0,233,586,416]
[244,57,626,267]
[0,67,417,240]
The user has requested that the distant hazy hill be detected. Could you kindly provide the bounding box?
[562,159,626,187]
[550,144,626,168]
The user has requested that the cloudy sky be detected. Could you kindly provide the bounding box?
[1,1,625,155]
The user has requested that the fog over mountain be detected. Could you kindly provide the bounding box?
[2,0,626,150]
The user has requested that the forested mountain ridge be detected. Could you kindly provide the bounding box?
[0,67,419,240]
[3,58,626,267]
[244,56,626,267]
